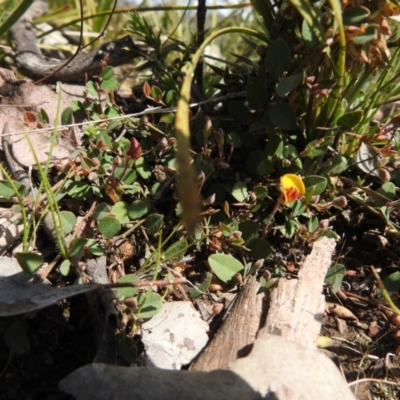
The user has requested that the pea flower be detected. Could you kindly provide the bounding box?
[263,174,305,236]
[279,174,305,204]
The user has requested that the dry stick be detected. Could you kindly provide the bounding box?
[105,277,187,289]
[194,0,207,90]
[81,0,118,51]
[190,275,265,371]
[34,0,85,84]
[10,0,142,84]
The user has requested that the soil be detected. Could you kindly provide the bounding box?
[2,207,400,400]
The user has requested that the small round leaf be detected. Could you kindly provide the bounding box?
[98,216,121,238]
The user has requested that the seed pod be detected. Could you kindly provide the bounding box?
[377,168,391,182]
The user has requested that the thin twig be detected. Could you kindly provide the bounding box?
[34,0,85,84]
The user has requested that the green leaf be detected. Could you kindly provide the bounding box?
[239,220,258,245]
[144,213,163,235]
[266,38,291,80]
[276,73,303,97]
[279,219,299,239]
[292,200,306,216]
[188,272,212,299]
[93,202,111,221]
[248,238,271,259]
[342,6,370,25]
[115,274,140,298]
[60,259,71,276]
[0,180,27,199]
[304,136,333,159]
[4,322,30,354]
[164,239,187,262]
[128,198,151,219]
[61,107,73,125]
[101,66,114,80]
[382,271,400,295]
[246,76,268,110]
[117,333,137,363]
[165,90,179,106]
[290,0,325,44]
[268,103,297,130]
[246,150,265,176]
[353,25,378,45]
[231,181,248,202]
[229,100,250,123]
[100,78,118,91]
[337,110,363,130]
[325,264,345,293]
[135,157,152,179]
[307,215,319,232]
[68,237,87,258]
[303,175,327,196]
[254,186,268,200]
[111,201,130,224]
[38,108,49,124]
[86,239,105,256]
[16,252,44,274]
[98,216,121,238]
[226,131,242,148]
[208,253,244,283]
[319,155,348,175]
[60,211,77,235]
[86,81,98,97]
[376,182,396,202]
[137,291,163,319]
[257,159,273,176]
[265,132,284,158]
[302,18,315,45]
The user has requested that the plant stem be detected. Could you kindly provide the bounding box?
[175,26,267,234]
[314,0,346,132]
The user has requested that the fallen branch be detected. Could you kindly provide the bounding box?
[9,0,145,83]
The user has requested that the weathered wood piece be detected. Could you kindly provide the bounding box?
[190,275,266,371]
[258,237,336,348]
[9,0,144,82]
[192,237,336,372]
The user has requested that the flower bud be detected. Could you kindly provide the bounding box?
[127,137,142,160]
[203,118,213,139]
[124,297,138,312]
[332,196,347,208]
[253,259,264,270]
[197,171,205,185]
[157,137,168,149]
[214,128,225,146]
[256,44,267,58]
[309,195,320,204]
[113,155,122,167]
[319,219,330,229]
[205,193,216,205]
[216,161,229,169]
[282,159,291,168]
[377,168,391,182]
[211,303,224,315]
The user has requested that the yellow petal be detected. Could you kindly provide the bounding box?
[280,174,305,203]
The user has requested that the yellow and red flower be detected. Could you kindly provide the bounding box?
[280,174,305,204]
